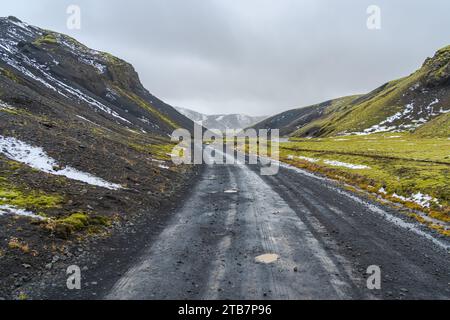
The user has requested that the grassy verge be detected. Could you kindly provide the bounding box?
[276,133,449,234]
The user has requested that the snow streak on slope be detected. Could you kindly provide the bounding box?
[0,204,43,220]
[347,99,449,136]
[0,136,122,190]
[0,19,130,124]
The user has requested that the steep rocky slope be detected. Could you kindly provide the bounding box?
[0,16,198,298]
[0,16,194,135]
[175,106,266,131]
[254,45,450,138]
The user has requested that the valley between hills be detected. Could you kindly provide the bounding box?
[0,16,448,300]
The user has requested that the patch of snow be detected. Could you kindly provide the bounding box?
[76,115,113,133]
[0,41,61,93]
[409,83,420,91]
[0,100,15,111]
[78,57,106,73]
[378,187,387,194]
[139,117,151,124]
[323,160,370,170]
[158,164,170,170]
[224,189,239,194]
[8,20,34,35]
[105,87,118,101]
[0,204,44,220]
[392,192,439,208]
[298,155,319,163]
[76,115,98,126]
[0,135,122,190]
[347,100,447,135]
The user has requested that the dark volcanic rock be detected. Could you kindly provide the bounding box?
[0,16,200,299]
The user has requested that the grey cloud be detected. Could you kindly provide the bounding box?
[1,0,450,115]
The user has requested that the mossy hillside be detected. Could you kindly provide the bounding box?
[413,111,450,138]
[292,95,363,136]
[293,45,450,137]
[84,118,177,161]
[113,86,180,130]
[294,73,422,137]
[38,31,90,52]
[422,45,450,86]
[252,95,363,137]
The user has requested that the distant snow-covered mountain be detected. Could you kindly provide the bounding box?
[175,107,267,131]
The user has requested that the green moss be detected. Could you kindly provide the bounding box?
[0,186,62,210]
[0,107,19,115]
[0,160,62,211]
[50,212,111,237]
[18,293,29,301]
[0,67,21,83]
[33,33,58,46]
[130,142,176,161]
[57,213,90,230]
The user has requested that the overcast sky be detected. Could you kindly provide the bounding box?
[2,0,450,116]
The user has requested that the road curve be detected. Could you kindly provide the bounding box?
[106,152,450,300]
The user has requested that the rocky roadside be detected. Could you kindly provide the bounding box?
[0,164,203,300]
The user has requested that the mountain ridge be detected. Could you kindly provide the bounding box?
[175,106,266,131]
[0,16,194,136]
[252,45,450,138]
